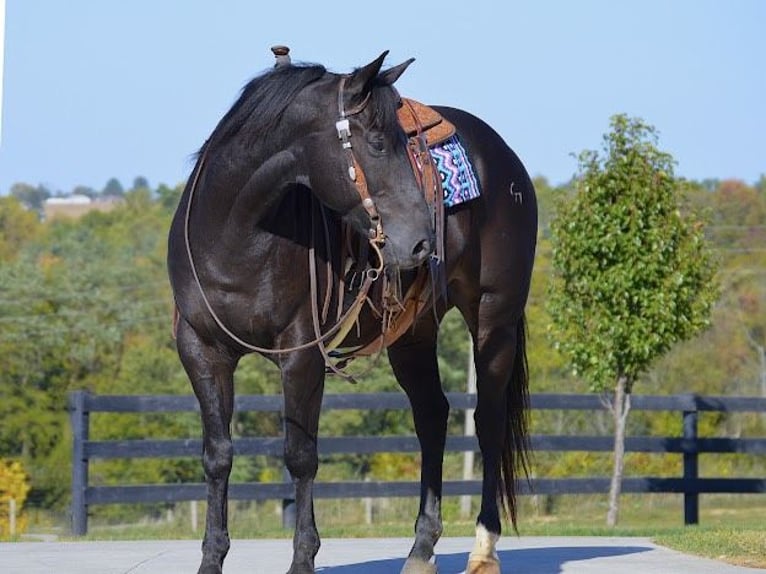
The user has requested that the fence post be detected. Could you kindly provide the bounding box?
[281,418,296,529]
[190,499,198,532]
[69,391,90,536]
[460,344,477,519]
[682,394,699,525]
[282,465,296,529]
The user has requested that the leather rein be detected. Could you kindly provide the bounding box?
[181,77,400,360]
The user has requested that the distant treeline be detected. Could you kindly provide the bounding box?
[0,174,763,514]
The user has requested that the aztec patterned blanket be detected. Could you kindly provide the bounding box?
[430,135,481,207]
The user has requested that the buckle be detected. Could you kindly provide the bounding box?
[335,119,351,140]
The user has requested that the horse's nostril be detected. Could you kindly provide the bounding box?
[412,239,432,259]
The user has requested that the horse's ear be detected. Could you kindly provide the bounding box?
[378,58,415,86]
[346,51,389,104]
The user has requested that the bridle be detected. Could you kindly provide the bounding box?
[334,75,386,279]
[181,75,390,358]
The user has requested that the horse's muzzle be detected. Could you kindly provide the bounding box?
[384,233,434,270]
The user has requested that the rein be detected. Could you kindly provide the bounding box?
[181,75,386,357]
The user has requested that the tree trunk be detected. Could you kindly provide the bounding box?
[743,328,765,425]
[460,343,477,519]
[606,375,631,527]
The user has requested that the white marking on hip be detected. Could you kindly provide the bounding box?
[510,181,523,204]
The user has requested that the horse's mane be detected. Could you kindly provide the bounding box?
[201,64,328,155]
[199,61,405,157]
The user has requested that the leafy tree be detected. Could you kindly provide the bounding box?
[132,176,150,191]
[708,180,766,403]
[0,459,31,537]
[102,177,124,198]
[0,197,41,261]
[3,164,760,525]
[9,183,50,213]
[0,189,183,506]
[547,114,719,526]
[706,180,764,248]
[156,183,184,212]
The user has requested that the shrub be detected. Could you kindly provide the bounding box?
[0,459,31,537]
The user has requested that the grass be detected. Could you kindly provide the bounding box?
[655,528,766,569]
[22,494,766,567]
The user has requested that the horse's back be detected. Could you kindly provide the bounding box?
[434,105,537,223]
[434,105,538,314]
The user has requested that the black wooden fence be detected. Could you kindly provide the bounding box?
[68,391,766,535]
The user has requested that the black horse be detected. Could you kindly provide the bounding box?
[168,51,537,574]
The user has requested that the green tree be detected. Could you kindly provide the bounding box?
[156,183,184,212]
[9,183,50,213]
[708,180,766,402]
[0,197,41,261]
[131,176,150,191]
[547,114,718,526]
[102,177,124,198]
[0,189,183,506]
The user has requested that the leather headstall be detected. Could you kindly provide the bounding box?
[336,76,386,278]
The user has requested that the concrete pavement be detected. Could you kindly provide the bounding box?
[1,536,763,573]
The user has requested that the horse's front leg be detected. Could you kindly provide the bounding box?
[176,319,238,574]
[388,322,448,574]
[281,350,326,574]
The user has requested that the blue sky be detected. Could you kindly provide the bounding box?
[0,0,764,195]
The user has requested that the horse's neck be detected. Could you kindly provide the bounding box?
[193,142,305,246]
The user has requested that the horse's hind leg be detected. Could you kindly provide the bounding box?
[176,319,237,574]
[465,300,528,574]
[281,350,326,574]
[388,320,448,574]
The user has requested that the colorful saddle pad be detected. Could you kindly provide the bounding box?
[430,135,481,207]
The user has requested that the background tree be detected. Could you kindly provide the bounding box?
[131,176,150,191]
[547,114,719,526]
[0,197,41,261]
[0,170,760,527]
[9,183,51,213]
[156,183,183,211]
[101,177,124,198]
[0,187,183,506]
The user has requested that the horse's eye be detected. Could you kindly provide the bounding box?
[368,133,386,154]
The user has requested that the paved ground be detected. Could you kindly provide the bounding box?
[1,536,763,573]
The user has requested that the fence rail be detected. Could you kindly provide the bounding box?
[68,391,766,535]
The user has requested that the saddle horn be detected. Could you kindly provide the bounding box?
[271,45,291,67]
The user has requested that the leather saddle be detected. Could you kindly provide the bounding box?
[397,98,455,147]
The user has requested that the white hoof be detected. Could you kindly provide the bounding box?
[401,556,437,574]
[466,555,501,574]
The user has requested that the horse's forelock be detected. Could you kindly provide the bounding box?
[368,81,405,146]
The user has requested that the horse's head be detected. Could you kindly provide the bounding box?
[291,52,435,270]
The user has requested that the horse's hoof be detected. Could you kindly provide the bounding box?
[197,562,223,574]
[287,562,315,574]
[401,557,437,574]
[466,556,500,574]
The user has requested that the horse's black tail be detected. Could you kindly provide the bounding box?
[499,313,531,532]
